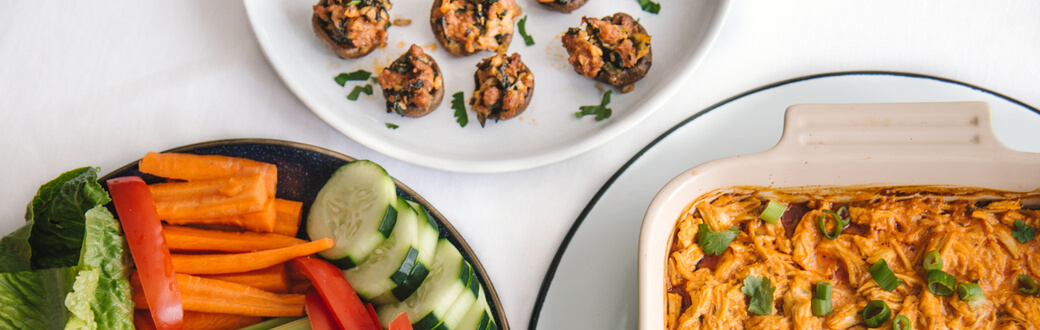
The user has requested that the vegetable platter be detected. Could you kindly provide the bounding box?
[0,139,506,330]
[243,0,731,173]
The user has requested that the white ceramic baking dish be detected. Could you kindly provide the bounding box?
[637,101,1040,329]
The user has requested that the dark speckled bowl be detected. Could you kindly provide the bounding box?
[100,138,508,329]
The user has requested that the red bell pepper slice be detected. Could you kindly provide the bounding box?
[292,257,380,330]
[388,312,413,330]
[365,303,381,328]
[108,176,183,330]
[306,288,338,330]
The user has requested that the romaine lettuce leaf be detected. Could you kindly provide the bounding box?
[78,206,133,330]
[64,268,100,330]
[0,223,32,272]
[0,266,80,330]
[26,167,110,270]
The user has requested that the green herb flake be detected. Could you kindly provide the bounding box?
[638,0,661,14]
[335,70,373,87]
[1012,219,1035,243]
[451,92,468,127]
[518,16,535,46]
[345,0,361,7]
[576,90,613,121]
[695,223,739,256]
[742,275,775,316]
[347,84,374,101]
[386,123,399,129]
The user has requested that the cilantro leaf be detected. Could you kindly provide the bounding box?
[695,223,739,256]
[335,70,372,86]
[518,16,535,46]
[1013,219,1035,243]
[576,90,613,121]
[742,275,775,316]
[451,92,468,127]
[347,84,373,101]
[385,123,399,129]
[637,0,660,14]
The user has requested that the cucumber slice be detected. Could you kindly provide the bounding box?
[307,160,397,267]
[344,197,421,300]
[377,239,468,329]
[370,200,442,304]
[456,284,492,330]
[435,264,479,330]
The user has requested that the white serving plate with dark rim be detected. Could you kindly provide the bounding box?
[243,0,730,173]
[529,72,1040,330]
[639,101,1040,328]
[98,139,509,329]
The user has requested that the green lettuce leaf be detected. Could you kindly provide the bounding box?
[78,206,133,330]
[64,268,100,330]
[0,266,81,330]
[26,167,110,270]
[0,223,33,272]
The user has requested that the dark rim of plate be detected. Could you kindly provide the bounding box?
[99,138,510,330]
[527,70,1040,329]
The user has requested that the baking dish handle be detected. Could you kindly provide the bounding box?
[771,101,1009,157]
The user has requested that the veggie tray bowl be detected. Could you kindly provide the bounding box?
[0,139,506,329]
[640,102,1040,329]
[243,0,730,173]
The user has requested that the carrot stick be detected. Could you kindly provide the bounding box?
[171,238,334,275]
[132,272,305,317]
[140,152,278,197]
[201,264,290,293]
[135,310,261,330]
[164,197,277,234]
[150,174,268,220]
[163,224,306,253]
[273,199,303,237]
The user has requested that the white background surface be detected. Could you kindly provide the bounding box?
[2,1,1040,329]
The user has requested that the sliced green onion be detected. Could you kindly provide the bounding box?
[814,282,832,300]
[869,259,904,292]
[922,250,943,272]
[956,282,984,301]
[892,314,910,330]
[861,300,891,328]
[1019,274,1038,295]
[759,200,787,224]
[817,209,844,240]
[811,298,832,316]
[926,270,956,296]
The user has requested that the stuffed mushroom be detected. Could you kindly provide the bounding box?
[536,0,587,14]
[378,45,445,117]
[430,0,522,56]
[312,0,392,59]
[561,12,652,87]
[470,53,535,126]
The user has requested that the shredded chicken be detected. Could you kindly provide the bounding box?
[667,187,1040,329]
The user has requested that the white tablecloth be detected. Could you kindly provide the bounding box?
[2,1,1039,328]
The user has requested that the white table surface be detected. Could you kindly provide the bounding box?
[2,1,1040,328]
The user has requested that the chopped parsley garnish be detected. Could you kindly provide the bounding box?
[517,16,535,46]
[335,70,372,87]
[451,92,468,127]
[1012,219,1035,243]
[345,0,361,7]
[742,275,774,316]
[695,223,739,256]
[637,0,661,14]
[385,123,399,129]
[347,84,373,101]
[576,90,612,121]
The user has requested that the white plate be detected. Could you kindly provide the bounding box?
[243,0,730,173]
[529,72,1040,329]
